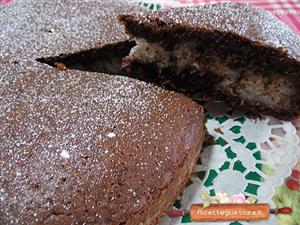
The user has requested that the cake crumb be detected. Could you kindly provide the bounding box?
[214,128,224,134]
[54,62,67,70]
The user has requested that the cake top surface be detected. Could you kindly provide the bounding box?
[122,2,300,61]
[0,60,203,224]
[0,0,137,62]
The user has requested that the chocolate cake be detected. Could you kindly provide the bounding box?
[120,2,300,120]
[0,1,205,224]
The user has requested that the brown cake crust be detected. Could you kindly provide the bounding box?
[0,1,206,224]
[119,2,300,120]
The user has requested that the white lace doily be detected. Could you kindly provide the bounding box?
[159,104,300,225]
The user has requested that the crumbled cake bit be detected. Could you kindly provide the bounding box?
[214,128,224,135]
[120,2,300,119]
[54,62,67,70]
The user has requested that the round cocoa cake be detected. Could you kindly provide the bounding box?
[0,1,205,224]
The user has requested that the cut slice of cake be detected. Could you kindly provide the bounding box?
[119,2,300,120]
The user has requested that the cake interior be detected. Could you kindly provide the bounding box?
[122,35,300,118]
[37,28,300,119]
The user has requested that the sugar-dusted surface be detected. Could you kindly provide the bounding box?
[0,60,204,224]
[123,2,300,61]
[0,0,137,62]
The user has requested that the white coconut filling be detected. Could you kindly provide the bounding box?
[129,38,295,109]
[129,39,170,69]
[130,39,199,71]
[237,75,294,108]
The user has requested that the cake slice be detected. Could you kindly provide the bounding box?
[119,2,300,120]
